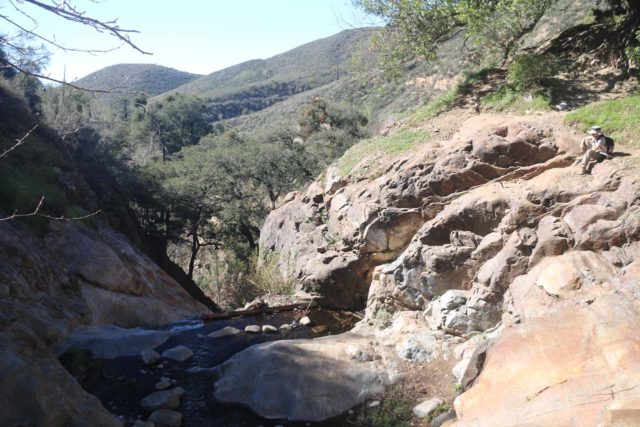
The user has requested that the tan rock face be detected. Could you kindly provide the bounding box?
[0,217,209,426]
[260,119,560,308]
[455,291,640,427]
[238,111,640,423]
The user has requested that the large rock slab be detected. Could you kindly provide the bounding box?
[214,332,391,421]
[454,291,640,426]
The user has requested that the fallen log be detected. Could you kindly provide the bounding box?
[201,301,317,321]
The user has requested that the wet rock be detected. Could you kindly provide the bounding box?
[141,347,161,365]
[245,325,261,333]
[262,325,278,333]
[161,345,193,363]
[311,325,328,334]
[141,389,182,411]
[133,421,155,427]
[299,316,312,326]
[279,324,292,332]
[185,366,214,375]
[413,397,443,418]
[148,409,182,427]
[208,326,241,338]
[155,379,171,390]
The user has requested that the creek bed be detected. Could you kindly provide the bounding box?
[60,307,361,426]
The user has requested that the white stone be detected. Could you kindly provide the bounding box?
[208,326,241,338]
[368,400,380,408]
[245,325,261,333]
[279,324,292,332]
[148,409,182,427]
[161,345,193,363]
[299,316,312,326]
[413,397,443,418]
[262,325,278,333]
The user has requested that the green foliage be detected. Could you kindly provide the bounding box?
[507,53,558,90]
[353,386,414,427]
[151,93,210,156]
[353,0,557,72]
[407,68,491,124]
[358,0,460,78]
[338,128,430,177]
[246,252,295,297]
[481,87,551,111]
[626,30,640,67]
[428,402,452,422]
[373,307,392,328]
[565,95,640,148]
[194,250,295,309]
[457,0,555,61]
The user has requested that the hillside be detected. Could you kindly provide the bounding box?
[154,28,375,124]
[75,63,201,104]
[167,29,369,99]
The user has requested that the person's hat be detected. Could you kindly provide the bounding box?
[589,126,602,135]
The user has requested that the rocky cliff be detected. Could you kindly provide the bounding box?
[0,87,211,426]
[232,110,640,424]
[0,216,211,426]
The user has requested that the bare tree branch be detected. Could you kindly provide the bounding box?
[0,124,38,158]
[0,195,102,221]
[20,0,152,55]
[0,13,124,54]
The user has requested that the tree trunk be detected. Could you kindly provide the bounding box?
[239,220,258,251]
[187,228,200,279]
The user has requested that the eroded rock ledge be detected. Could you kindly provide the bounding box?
[231,114,640,424]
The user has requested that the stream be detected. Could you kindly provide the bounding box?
[59,308,362,427]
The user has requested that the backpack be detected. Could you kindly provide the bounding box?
[604,136,615,155]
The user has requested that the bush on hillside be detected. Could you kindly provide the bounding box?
[507,53,558,90]
[626,30,640,67]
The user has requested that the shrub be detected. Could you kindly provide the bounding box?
[482,87,551,112]
[374,307,392,329]
[626,30,640,67]
[507,53,558,90]
[246,251,296,297]
[195,250,295,310]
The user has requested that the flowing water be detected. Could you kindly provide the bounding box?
[60,308,360,427]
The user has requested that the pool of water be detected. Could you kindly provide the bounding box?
[61,308,361,427]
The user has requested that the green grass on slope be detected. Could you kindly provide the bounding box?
[481,87,552,112]
[565,95,640,148]
[338,128,430,177]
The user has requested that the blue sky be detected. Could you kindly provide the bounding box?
[5,0,374,81]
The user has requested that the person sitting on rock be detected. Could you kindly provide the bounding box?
[580,126,609,174]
